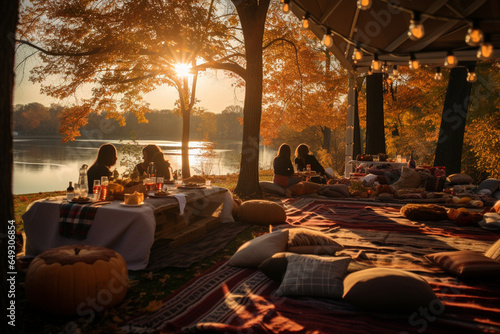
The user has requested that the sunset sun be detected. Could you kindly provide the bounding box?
[174,63,191,77]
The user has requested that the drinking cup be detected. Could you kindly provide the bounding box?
[156,177,164,190]
[74,183,81,198]
[93,180,101,201]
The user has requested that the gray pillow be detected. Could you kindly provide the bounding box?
[259,181,286,196]
[478,179,500,194]
[275,254,350,298]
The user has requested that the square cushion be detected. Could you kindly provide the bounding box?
[229,229,289,267]
[425,250,500,278]
[485,239,500,261]
[238,200,287,225]
[287,228,343,255]
[275,255,350,298]
[343,268,439,313]
[317,184,350,198]
[392,167,421,189]
[259,181,286,196]
[446,173,473,185]
[258,252,292,281]
[478,178,500,194]
[287,181,323,196]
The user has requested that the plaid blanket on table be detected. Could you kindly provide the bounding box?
[59,202,99,240]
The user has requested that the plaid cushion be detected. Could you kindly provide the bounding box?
[276,255,350,298]
[59,203,98,240]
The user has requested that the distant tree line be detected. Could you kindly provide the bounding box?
[13,103,243,141]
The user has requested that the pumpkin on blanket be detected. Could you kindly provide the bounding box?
[400,203,448,221]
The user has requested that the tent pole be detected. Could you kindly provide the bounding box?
[344,72,356,178]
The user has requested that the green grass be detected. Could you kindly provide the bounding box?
[14,171,274,333]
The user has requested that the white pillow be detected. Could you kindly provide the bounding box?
[228,229,289,267]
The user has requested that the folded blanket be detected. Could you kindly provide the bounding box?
[59,202,99,240]
[479,212,500,231]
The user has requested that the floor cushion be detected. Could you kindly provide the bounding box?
[392,167,421,189]
[259,181,286,196]
[446,173,473,185]
[238,200,287,225]
[425,250,500,278]
[276,255,350,298]
[343,268,439,313]
[478,178,500,194]
[287,227,343,255]
[229,229,289,267]
[288,181,323,196]
[485,238,500,261]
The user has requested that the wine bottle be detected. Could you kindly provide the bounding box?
[66,181,75,201]
[408,151,416,168]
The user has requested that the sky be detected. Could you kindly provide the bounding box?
[13,50,245,114]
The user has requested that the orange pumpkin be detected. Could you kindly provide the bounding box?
[25,245,128,315]
[447,208,459,221]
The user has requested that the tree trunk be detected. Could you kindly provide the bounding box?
[1,1,19,331]
[365,73,386,155]
[181,76,191,178]
[434,62,475,174]
[321,126,331,152]
[353,86,362,157]
[233,0,270,198]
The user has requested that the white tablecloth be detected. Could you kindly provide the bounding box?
[22,187,234,270]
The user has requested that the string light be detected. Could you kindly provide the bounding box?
[465,22,484,47]
[467,70,477,83]
[383,61,389,73]
[322,29,334,48]
[408,12,425,40]
[282,0,290,13]
[434,67,443,81]
[409,54,420,70]
[354,47,363,62]
[372,54,383,72]
[477,39,494,59]
[392,65,398,76]
[301,14,310,30]
[357,0,372,10]
[444,51,458,68]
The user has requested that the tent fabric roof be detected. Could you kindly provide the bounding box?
[288,0,500,72]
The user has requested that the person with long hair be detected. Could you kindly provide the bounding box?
[295,143,326,183]
[135,144,162,177]
[87,143,118,192]
[273,143,301,187]
[151,151,172,180]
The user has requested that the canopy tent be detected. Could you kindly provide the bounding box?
[284,0,500,176]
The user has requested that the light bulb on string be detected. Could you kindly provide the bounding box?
[408,12,425,40]
[467,70,477,83]
[409,55,420,70]
[357,0,372,10]
[301,14,310,30]
[371,54,383,72]
[465,22,483,47]
[434,67,443,81]
[477,42,494,59]
[354,47,363,62]
[392,65,398,76]
[322,30,334,48]
[444,51,458,68]
[282,0,290,13]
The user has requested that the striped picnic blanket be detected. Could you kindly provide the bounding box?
[58,202,98,240]
[122,198,500,334]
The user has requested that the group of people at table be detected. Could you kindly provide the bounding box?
[273,143,329,187]
[86,143,170,193]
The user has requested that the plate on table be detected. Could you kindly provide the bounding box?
[120,202,145,207]
[71,197,93,204]
[149,191,171,198]
[177,184,206,190]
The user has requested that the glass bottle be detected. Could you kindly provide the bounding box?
[408,151,416,168]
[78,164,89,193]
[66,181,75,201]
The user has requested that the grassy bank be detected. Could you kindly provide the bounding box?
[15,171,274,333]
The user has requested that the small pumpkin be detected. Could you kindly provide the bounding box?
[25,245,128,315]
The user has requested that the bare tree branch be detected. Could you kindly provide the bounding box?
[16,39,105,57]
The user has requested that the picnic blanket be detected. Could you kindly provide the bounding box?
[58,202,99,240]
[122,198,500,333]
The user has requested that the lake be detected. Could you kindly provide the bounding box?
[13,138,277,194]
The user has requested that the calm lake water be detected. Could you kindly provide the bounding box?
[13,138,276,194]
